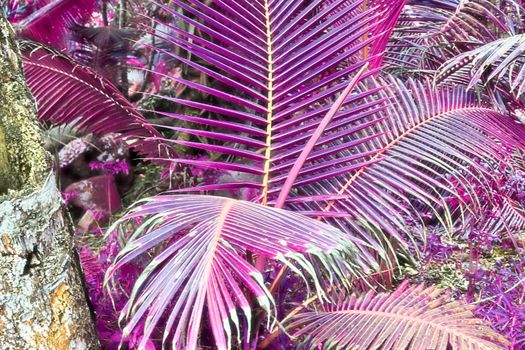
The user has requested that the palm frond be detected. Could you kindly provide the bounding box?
[367,0,408,67]
[436,0,515,43]
[482,197,525,237]
[106,195,373,350]
[20,42,163,156]
[383,0,521,74]
[15,0,100,47]
[291,77,525,252]
[436,34,525,97]
[326,0,408,69]
[288,281,509,350]
[145,0,403,203]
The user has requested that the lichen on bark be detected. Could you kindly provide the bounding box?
[0,177,100,350]
[0,14,100,349]
[0,14,48,195]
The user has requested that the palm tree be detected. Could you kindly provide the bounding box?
[6,0,525,349]
[103,1,525,349]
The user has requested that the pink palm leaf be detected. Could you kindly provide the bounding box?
[107,195,372,350]
[21,42,164,157]
[288,281,509,350]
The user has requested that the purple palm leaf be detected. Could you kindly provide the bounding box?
[383,0,519,73]
[14,0,101,48]
[99,1,525,348]
[362,0,409,68]
[433,0,514,43]
[106,61,382,348]
[481,197,525,237]
[291,77,525,252]
[106,195,372,350]
[436,34,525,97]
[288,281,509,349]
[21,42,163,156]
[325,0,408,68]
[144,0,406,201]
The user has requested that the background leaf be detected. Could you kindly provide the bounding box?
[21,42,163,156]
[288,281,509,350]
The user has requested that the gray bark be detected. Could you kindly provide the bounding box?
[0,14,100,350]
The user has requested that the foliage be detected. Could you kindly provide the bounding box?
[20,41,161,155]
[9,0,101,47]
[4,0,525,349]
[288,281,509,350]
[107,195,371,349]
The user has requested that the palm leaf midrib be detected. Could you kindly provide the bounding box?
[261,0,276,205]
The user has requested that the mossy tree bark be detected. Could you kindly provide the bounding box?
[0,15,100,350]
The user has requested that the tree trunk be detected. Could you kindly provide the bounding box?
[0,15,100,350]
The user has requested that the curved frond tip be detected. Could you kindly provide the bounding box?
[436,34,525,96]
[288,281,509,350]
[106,195,377,350]
[146,0,401,202]
[21,42,163,156]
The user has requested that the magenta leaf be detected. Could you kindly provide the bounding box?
[288,281,509,350]
[21,42,164,157]
[106,195,375,350]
